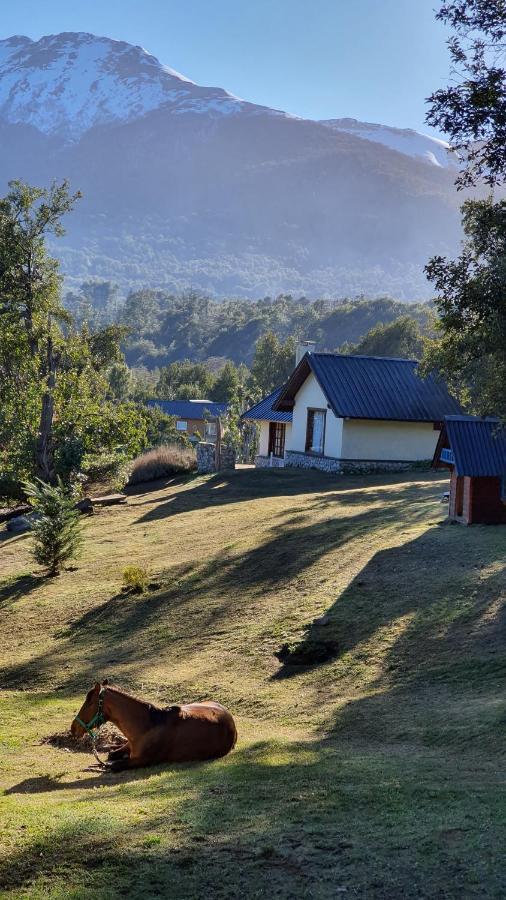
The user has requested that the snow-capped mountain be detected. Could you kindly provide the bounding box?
[320,118,457,169]
[0,32,291,140]
[0,32,464,298]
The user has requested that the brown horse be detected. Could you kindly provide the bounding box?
[71,681,237,772]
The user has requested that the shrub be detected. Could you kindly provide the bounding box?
[23,478,83,577]
[127,444,196,485]
[122,565,149,593]
[81,449,130,490]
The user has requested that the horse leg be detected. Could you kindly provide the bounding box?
[107,742,130,761]
[107,754,147,773]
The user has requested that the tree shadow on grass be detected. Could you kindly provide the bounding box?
[133,467,351,525]
[273,521,506,683]
[0,494,434,692]
[2,737,505,899]
[0,573,43,609]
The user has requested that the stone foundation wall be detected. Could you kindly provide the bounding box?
[339,459,413,475]
[197,442,236,474]
[284,451,342,473]
[284,451,428,475]
[254,455,285,469]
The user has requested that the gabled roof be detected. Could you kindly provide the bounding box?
[241,388,293,424]
[434,415,506,477]
[146,400,228,419]
[274,352,463,422]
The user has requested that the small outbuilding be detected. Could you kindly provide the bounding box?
[433,415,506,525]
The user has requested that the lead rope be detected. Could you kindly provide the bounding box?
[90,732,109,769]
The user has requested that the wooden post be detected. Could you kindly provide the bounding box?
[215,417,222,472]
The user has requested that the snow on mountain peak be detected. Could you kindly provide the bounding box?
[320,117,457,169]
[0,32,248,139]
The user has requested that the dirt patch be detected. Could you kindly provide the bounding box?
[41,723,125,753]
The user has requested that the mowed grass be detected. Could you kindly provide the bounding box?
[0,468,504,899]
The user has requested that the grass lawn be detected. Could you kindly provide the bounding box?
[0,468,504,899]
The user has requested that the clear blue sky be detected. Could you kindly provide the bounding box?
[2,0,450,135]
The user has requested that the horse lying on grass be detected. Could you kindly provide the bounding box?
[71,680,237,772]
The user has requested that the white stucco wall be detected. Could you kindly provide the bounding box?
[341,419,439,461]
[258,421,270,456]
[287,372,343,458]
[257,421,292,457]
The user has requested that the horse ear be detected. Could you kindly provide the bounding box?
[102,678,109,686]
[94,681,101,691]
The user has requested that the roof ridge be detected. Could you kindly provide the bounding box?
[312,352,418,363]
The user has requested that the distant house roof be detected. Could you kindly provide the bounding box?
[274,352,463,422]
[435,415,506,477]
[241,388,293,424]
[146,400,228,419]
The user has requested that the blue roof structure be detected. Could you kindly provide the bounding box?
[442,415,506,477]
[146,400,228,419]
[241,388,293,423]
[275,353,463,422]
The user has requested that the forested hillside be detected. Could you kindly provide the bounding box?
[65,283,433,369]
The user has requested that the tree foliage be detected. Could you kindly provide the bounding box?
[427,1,506,187]
[250,332,296,394]
[425,198,506,415]
[345,316,426,360]
[0,180,153,495]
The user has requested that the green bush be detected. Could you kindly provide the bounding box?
[122,565,149,594]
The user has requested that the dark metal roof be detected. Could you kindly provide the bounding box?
[146,400,228,419]
[444,415,506,477]
[275,352,463,422]
[241,388,293,423]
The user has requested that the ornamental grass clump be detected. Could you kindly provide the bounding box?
[127,444,196,485]
[24,478,83,577]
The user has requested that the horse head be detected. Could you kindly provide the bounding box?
[71,679,109,737]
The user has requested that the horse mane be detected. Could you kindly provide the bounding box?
[104,683,166,720]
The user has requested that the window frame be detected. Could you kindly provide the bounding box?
[305,407,326,456]
[176,420,188,431]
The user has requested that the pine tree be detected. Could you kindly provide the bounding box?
[24,479,83,577]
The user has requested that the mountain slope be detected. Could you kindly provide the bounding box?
[0,32,465,298]
[319,118,458,169]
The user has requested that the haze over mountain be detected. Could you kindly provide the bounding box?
[0,32,465,298]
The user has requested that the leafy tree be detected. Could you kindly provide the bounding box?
[156,360,215,399]
[423,3,506,415]
[250,332,296,394]
[212,362,241,402]
[424,199,506,415]
[344,316,426,360]
[24,478,82,577]
[0,181,152,493]
[427,1,506,187]
[107,362,131,401]
[0,179,81,482]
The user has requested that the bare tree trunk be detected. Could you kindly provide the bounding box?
[35,332,57,482]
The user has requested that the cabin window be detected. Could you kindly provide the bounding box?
[305,409,326,455]
[205,421,217,438]
[176,420,188,431]
[268,422,286,458]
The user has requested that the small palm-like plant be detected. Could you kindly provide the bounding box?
[24,478,83,577]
